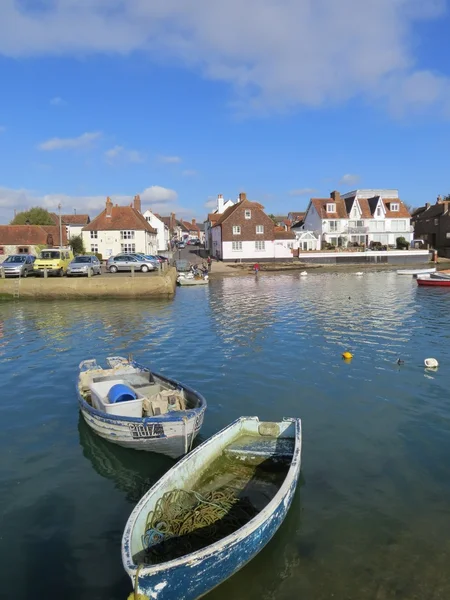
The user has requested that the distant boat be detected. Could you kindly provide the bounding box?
[397,268,436,275]
[177,274,209,286]
[122,416,302,600]
[77,356,206,458]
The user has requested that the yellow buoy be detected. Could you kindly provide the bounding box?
[342,351,353,360]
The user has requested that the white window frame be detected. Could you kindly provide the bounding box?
[120,230,135,240]
[255,240,265,251]
[328,220,338,232]
[232,241,242,251]
[90,230,98,239]
[90,244,98,253]
[376,206,382,217]
[256,225,264,234]
[390,203,399,212]
[232,225,241,235]
[434,218,439,226]
[326,203,336,213]
[245,210,251,219]
[121,243,136,253]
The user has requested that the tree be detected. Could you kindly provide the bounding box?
[11,207,55,225]
[69,235,85,255]
[268,213,279,224]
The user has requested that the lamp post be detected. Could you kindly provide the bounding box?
[58,202,62,249]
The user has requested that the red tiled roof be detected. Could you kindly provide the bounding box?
[311,198,348,219]
[50,213,90,226]
[311,196,410,220]
[274,230,296,240]
[208,213,220,223]
[213,199,264,226]
[0,225,67,246]
[382,198,410,218]
[83,204,157,233]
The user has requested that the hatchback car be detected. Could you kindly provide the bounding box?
[0,254,35,277]
[106,254,155,273]
[130,253,160,268]
[67,255,102,277]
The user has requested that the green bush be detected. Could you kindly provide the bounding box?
[396,236,409,250]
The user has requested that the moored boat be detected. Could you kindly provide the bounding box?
[122,416,302,600]
[417,276,450,287]
[77,356,206,458]
[177,272,209,286]
[397,267,436,276]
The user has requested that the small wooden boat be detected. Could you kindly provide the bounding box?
[77,356,206,458]
[397,267,436,276]
[122,416,302,600]
[177,273,209,286]
[417,276,450,287]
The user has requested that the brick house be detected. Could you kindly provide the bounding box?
[411,196,450,253]
[82,196,157,258]
[0,225,68,261]
[211,193,295,261]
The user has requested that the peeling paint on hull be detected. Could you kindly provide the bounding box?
[122,417,302,600]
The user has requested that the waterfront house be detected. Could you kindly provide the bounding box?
[179,219,201,241]
[211,193,295,261]
[299,190,412,250]
[0,225,68,260]
[82,196,157,258]
[143,204,170,252]
[50,213,90,240]
[411,196,450,254]
[204,194,236,252]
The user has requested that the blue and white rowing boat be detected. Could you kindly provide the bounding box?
[122,416,302,600]
[77,356,206,458]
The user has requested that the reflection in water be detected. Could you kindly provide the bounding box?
[78,416,173,503]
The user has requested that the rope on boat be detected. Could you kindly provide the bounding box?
[142,487,257,563]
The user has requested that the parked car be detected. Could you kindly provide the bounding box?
[187,238,201,246]
[67,255,102,277]
[177,241,186,249]
[34,248,74,277]
[106,254,155,273]
[0,254,35,277]
[156,255,169,262]
[130,253,160,268]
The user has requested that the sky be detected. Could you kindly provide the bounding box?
[1,0,450,224]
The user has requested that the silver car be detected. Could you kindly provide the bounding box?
[0,254,35,277]
[67,255,102,277]
[106,254,155,273]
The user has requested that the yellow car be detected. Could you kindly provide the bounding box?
[34,248,74,277]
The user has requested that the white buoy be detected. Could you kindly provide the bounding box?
[424,358,439,369]
[300,271,307,276]
[355,272,363,276]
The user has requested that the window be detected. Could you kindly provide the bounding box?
[434,218,439,226]
[18,247,29,254]
[120,230,135,240]
[90,231,98,239]
[232,241,242,251]
[91,244,98,253]
[255,240,265,251]
[245,210,251,219]
[329,220,338,232]
[121,243,136,253]
[390,203,399,212]
[326,203,336,213]
[376,207,382,217]
[232,226,241,235]
[256,225,264,234]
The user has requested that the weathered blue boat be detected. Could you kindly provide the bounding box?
[77,356,206,458]
[122,416,302,600]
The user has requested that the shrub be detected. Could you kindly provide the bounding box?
[396,236,409,250]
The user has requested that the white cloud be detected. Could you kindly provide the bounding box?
[182,169,197,177]
[38,131,102,151]
[159,155,182,164]
[204,198,217,209]
[0,1,449,116]
[289,188,317,196]
[104,145,145,164]
[339,174,360,186]
[50,96,65,106]
[0,184,180,224]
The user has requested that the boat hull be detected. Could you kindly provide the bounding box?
[122,417,302,600]
[417,278,450,287]
[177,278,209,286]
[77,367,206,458]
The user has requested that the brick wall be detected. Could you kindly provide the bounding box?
[221,203,275,242]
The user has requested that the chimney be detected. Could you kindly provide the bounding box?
[239,192,247,203]
[437,195,442,204]
[134,194,141,213]
[330,190,341,202]
[217,194,224,214]
[106,196,113,218]
[192,218,196,226]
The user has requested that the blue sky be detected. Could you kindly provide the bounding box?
[1,0,450,224]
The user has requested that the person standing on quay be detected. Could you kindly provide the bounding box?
[207,256,212,271]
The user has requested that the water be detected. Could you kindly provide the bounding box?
[1,271,450,599]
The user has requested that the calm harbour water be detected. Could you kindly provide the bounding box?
[1,271,450,599]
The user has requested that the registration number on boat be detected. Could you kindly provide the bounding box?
[129,423,165,439]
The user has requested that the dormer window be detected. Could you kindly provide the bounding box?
[376,207,382,217]
[245,210,251,219]
[390,203,399,212]
[326,203,336,213]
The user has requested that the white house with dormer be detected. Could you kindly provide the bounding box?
[296,189,413,250]
[204,194,237,252]
[142,208,170,252]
